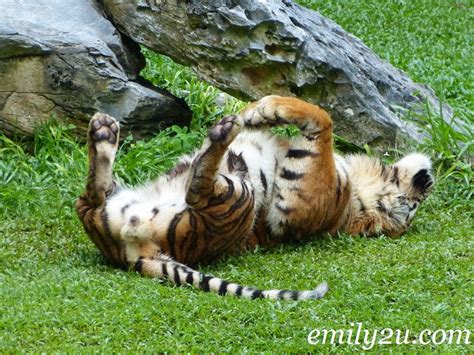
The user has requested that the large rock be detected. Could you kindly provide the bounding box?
[0,0,191,139]
[100,0,452,146]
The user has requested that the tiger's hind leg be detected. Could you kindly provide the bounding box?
[76,113,126,267]
[242,96,350,238]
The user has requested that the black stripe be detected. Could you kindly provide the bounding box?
[89,224,114,268]
[134,257,144,272]
[381,165,389,181]
[290,291,299,300]
[182,212,199,264]
[391,166,400,187]
[218,281,229,296]
[227,150,248,174]
[120,200,138,215]
[99,207,114,262]
[251,289,263,299]
[286,149,317,159]
[206,194,256,254]
[357,196,366,212]
[207,175,235,207]
[161,262,168,278]
[235,285,243,296]
[100,206,125,268]
[173,265,181,286]
[275,114,288,124]
[376,200,388,213]
[260,169,268,194]
[335,174,342,204]
[166,213,183,258]
[206,180,250,219]
[275,203,294,214]
[121,203,131,215]
[278,290,290,300]
[280,168,304,180]
[185,272,194,285]
[201,275,213,292]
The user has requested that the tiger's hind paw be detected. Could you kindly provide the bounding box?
[88,113,120,155]
[208,115,242,144]
[241,95,332,132]
[241,95,282,127]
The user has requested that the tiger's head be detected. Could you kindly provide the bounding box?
[389,153,434,231]
[393,153,434,202]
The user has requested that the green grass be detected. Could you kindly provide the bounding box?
[0,0,473,352]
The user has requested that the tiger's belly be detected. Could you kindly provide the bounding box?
[105,167,260,266]
[224,130,284,208]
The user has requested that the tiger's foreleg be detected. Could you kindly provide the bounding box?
[76,114,126,268]
[185,115,242,208]
[82,113,120,207]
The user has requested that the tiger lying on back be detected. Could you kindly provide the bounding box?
[76,96,433,300]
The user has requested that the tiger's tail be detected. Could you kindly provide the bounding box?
[134,255,328,301]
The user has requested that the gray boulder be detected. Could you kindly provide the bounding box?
[0,0,191,139]
[100,0,452,146]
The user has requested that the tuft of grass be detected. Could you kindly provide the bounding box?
[114,126,203,185]
[141,48,245,131]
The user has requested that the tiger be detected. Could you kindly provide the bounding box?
[76,95,434,301]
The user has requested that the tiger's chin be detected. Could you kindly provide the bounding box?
[120,219,155,243]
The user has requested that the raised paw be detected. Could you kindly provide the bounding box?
[241,95,332,132]
[241,95,284,126]
[89,113,120,145]
[208,115,242,143]
[88,113,120,157]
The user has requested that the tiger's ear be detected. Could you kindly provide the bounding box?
[393,153,434,200]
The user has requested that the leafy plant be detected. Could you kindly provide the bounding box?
[404,101,473,202]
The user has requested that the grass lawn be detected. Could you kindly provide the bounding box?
[1,0,472,352]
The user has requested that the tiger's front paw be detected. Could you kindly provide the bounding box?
[208,115,242,144]
[88,113,120,155]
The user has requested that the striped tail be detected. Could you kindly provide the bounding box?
[134,255,328,301]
